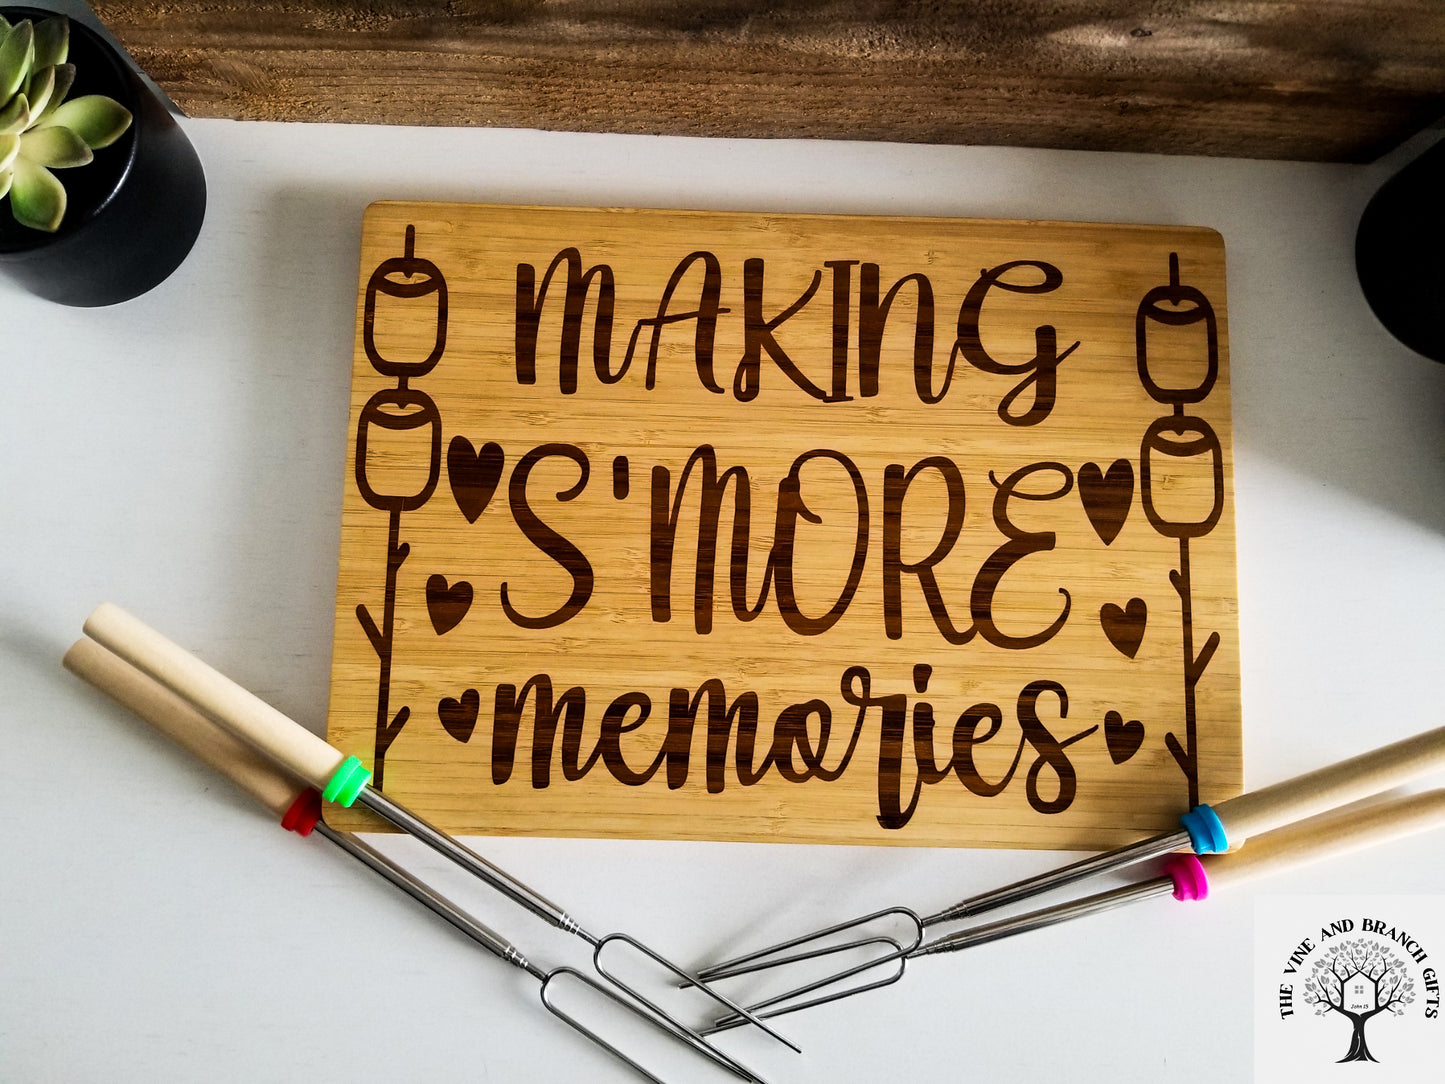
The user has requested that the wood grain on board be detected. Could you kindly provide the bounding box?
[93,0,1445,162]
[324,201,1242,848]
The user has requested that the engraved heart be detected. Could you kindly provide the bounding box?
[1079,458,1134,545]
[426,574,472,634]
[438,688,480,743]
[447,437,503,524]
[1104,710,1145,764]
[1100,597,1147,658]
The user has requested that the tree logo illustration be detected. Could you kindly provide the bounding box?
[1262,904,1440,1076]
[1301,937,1417,1063]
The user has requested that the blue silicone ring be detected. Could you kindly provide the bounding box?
[1179,803,1228,853]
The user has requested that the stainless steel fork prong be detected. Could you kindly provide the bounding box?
[320,823,767,1083]
[354,786,799,1056]
[702,938,910,1034]
[696,906,924,983]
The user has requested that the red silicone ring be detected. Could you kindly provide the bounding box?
[280,788,323,836]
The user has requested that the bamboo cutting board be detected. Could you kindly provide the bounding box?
[324,201,1242,849]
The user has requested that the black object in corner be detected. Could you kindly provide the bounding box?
[1356,137,1445,364]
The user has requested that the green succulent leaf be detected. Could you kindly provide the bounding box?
[0,18,132,233]
[10,156,65,231]
[0,20,35,104]
[31,17,67,70]
[20,124,91,168]
[39,63,74,122]
[45,95,131,150]
[0,91,27,135]
[25,64,54,118]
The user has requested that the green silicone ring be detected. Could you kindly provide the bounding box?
[322,755,372,806]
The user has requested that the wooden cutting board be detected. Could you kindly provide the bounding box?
[324,201,1242,849]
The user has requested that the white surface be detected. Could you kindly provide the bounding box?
[3,117,1444,1083]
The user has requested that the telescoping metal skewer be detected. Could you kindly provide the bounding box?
[322,825,758,1082]
[81,604,798,1061]
[700,787,1445,1031]
[65,637,768,1084]
[694,722,1445,996]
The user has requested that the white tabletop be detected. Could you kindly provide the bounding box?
[3,117,1444,1083]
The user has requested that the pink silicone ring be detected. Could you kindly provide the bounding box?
[1161,853,1209,901]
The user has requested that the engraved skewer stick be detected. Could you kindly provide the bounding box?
[352,223,446,789]
[1134,251,1225,807]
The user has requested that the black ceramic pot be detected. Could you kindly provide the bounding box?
[1355,137,1445,363]
[0,7,206,306]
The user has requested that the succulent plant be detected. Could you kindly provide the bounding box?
[0,15,132,232]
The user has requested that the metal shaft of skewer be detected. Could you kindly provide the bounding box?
[354,787,586,937]
[921,828,1192,926]
[696,828,1191,984]
[315,822,762,1084]
[353,786,801,1054]
[914,877,1177,958]
[315,821,548,977]
[703,878,1177,1033]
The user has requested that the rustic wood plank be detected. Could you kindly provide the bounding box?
[91,1,1445,161]
[322,201,1241,848]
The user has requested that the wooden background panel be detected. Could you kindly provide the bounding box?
[324,202,1242,849]
[92,0,1445,162]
